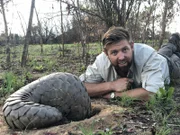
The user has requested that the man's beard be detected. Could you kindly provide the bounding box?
[114,61,132,73]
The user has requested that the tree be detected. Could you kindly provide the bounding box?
[140,1,155,43]
[35,7,43,53]
[21,0,35,67]
[159,0,169,46]
[86,0,136,28]
[60,0,179,46]
[159,0,179,46]
[0,0,11,68]
[60,0,65,57]
[61,0,135,28]
[126,0,142,41]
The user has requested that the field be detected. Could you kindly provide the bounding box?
[0,43,180,135]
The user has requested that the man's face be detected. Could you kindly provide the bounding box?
[104,40,134,70]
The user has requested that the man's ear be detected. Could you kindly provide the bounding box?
[130,41,134,49]
[103,48,108,56]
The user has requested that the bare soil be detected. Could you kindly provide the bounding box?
[0,85,180,135]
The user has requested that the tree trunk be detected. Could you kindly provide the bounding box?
[133,1,141,40]
[35,7,43,54]
[21,0,35,67]
[74,0,86,58]
[1,0,11,68]
[121,0,126,27]
[152,15,155,47]
[159,0,168,47]
[141,1,153,44]
[60,0,65,57]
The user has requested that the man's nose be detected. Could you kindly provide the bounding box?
[118,52,125,60]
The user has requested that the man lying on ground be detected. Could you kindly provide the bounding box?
[80,27,180,100]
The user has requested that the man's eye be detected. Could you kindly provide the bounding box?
[122,48,128,52]
[111,51,118,55]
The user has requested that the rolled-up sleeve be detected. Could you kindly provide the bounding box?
[79,62,103,83]
[79,52,115,83]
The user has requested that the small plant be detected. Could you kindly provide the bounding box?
[25,71,32,79]
[28,57,38,67]
[97,128,114,135]
[79,65,86,73]
[33,65,45,72]
[45,59,56,71]
[0,72,17,96]
[79,125,94,135]
[147,86,176,135]
[79,121,96,135]
[110,94,137,107]
[146,86,176,116]
[23,71,33,84]
[155,126,171,135]
[0,71,27,97]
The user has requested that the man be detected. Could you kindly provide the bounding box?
[158,33,180,81]
[79,27,180,100]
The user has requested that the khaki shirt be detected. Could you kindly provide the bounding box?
[79,43,170,93]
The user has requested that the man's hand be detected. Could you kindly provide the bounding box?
[84,78,133,97]
[110,78,133,92]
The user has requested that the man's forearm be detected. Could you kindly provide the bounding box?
[104,88,153,100]
[84,82,113,97]
[117,88,153,100]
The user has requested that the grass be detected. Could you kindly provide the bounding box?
[109,86,177,135]
[79,122,114,135]
[0,42,179,134]
[97,128,114,135]
[0,43,100,97]
[79,122,94,135]
[146,86,177,135]
[110,94,138,107]
[146,87,176,117]
[0,71,25,97]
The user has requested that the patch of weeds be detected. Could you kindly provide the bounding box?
[24,71,33,84]
[27,57,46,72]
[154,125,171,135]
[0,72,16,96]
[33,65,45,72]
[146,86,177,135]
[79,65,86,73]
[79,124,114,135]
[97,128,114,135]
[147,86,176,117]
[0,72,24,97]
[110,94,137,107]
[25,71,32,79]
[28,57,38,67]
[44,58,57,72]
[79,123,94,135]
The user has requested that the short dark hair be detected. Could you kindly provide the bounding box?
[102,27,131,48]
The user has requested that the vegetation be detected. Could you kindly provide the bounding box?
[0,0,180,67]
[147,86,177,135]
[110,95,138,107]
[79,86,178,135]
[107,86,178,135]
[0,43,101,97]
[79,124,94,135]
[0,1,180,134]
[0,43,179,134]
[79,122,114,135]
[0,42,179,134]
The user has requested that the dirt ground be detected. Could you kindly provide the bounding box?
[0,85,180,135]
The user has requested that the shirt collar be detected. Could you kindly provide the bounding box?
[127,53,135,78]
